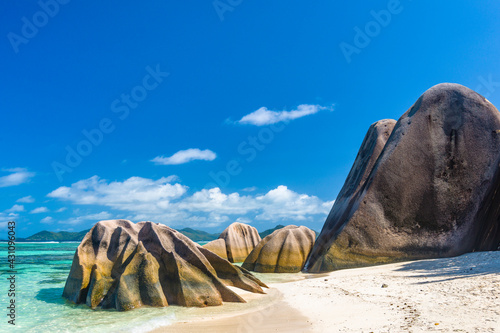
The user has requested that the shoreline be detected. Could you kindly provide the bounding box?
[160,298,313,333]
[153,251,500,333]
[151,278,316,333]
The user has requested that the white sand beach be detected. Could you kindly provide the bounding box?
[158,251,500,333]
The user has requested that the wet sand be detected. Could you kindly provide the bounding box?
[163,300,313,333]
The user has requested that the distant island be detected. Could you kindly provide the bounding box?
[13,225,291,242]
[18,230,90,242]
[176,228,219,242]
[258,224,285,238]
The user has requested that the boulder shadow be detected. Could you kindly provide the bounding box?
[393,251,500,284]
[36,287,66,305]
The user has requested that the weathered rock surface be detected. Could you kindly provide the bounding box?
[202,239,228,260]
[305,83,500,272]
[219,222,261,262]
[242,225,316,273]
[62,220,267,311]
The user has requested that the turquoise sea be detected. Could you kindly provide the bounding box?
[0,241,300,333]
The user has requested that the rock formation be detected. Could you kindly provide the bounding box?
[218,222,261,262]
[202,239,228,260]
[242,225,316,273]
[62,220,267,311]
[304,83,500,272]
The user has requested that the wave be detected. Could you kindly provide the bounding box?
[13,241,60,244]
[128,314,176,333]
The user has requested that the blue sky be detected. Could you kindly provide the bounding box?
[1,1,500,237]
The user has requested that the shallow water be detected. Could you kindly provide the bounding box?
[0,242,303,333]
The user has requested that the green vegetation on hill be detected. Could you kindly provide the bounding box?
[19,227,219,242]
[18,225,317,243]
[259,225,286,238]
[177,228,219,241]
[23,230,90,242]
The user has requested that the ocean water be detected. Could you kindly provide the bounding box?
[0,242,302,333]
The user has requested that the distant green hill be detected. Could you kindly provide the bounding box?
[259,224,286,238]
[23,230,90,242]
[177,228,219,241]
[20,225,320,243]
[19,227,218,243]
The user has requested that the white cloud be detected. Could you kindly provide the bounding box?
[48,176,334,227]
[55,207,67,213]
[235,217,252,224]
[0,215,16,224]
[238,104,332,126]
[83,211,112,220]
[30,207,49,214]
[6,204,24,213]
[0,205,21,228]
[177,188,259,214]
[17,195,35,203]
[48,175,188,212]
[151,149,217,165]
[66,211,112,225]
[0,168,35,187]
[0,206,21,225]
[41,216,54,224]
[255,185,335,221]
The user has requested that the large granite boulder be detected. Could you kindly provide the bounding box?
[242,225,316,273]
[202,239,228,260]
[218,222,261,262]
[305,83,500,272]
[62,220,267,311]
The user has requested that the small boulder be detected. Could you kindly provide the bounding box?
[219,222,261,262]
[202,239,228,260]
[243,225,316,273]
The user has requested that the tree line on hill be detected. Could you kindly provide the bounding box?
[12,225,291,242]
